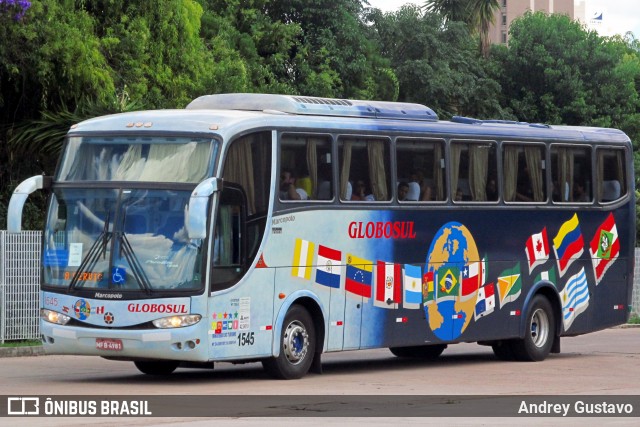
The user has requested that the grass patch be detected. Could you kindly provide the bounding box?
[629,314,640,324]
[0,339,41,348]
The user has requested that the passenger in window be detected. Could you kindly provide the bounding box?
[574,181,589,202]
[280,169,309,200]
[486,178,498,201]
[398,182,410,201]
[406,182,420,201]
[421,185,433,201]
[316,163,333,200]
[352,180,374,201]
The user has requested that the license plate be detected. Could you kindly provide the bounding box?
[96,338,123,351]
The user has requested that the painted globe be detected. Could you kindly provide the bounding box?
[423,222,481,340]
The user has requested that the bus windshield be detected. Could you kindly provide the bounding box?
[43,187,204,292]
[57,136,214,183]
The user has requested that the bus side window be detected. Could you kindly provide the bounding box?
[451,141,497,202]
[339,137,391,201]
[211,185,247,292]
[502,144,546,203]
[395,138,446,202]
[280,134,333,201]
[551,145,592,203]
[597,148,627,203]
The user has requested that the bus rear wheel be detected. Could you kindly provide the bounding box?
[511,295,555,361]
[262,304,316,380]
[134,360,179,375]
[389,344,447,359]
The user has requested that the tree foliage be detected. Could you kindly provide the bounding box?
[0,2,639,237]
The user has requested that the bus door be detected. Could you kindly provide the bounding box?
[326,287,346,351]
[342,295,362,350]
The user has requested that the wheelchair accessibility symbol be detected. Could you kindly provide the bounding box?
[111,267,126,285]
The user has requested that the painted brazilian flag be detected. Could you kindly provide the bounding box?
[437,265,460,301]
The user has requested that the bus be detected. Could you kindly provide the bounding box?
[7,94,634,379]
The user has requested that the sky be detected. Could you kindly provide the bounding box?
[365,0,640,38]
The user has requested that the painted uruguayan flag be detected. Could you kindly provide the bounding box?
[559,267,589,331]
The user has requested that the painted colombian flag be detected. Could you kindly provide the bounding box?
[345,254,373,298]
[553,213,584,277]
[315,245,342,288]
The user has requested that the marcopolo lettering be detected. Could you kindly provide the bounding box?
[348,221,416,239]
[127,303,188,313]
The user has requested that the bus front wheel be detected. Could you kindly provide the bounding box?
[511,295,555,361]
[262,304,316,380]
[134,360,179,375]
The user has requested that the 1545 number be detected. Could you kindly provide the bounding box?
[237,332,255,346]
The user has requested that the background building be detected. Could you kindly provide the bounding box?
[489,0,575,45]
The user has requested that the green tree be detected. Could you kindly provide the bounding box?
[423,0,471,23]
[424,0,500,57]
[369,4,507,118]
[495,12,640,127]
[468,0,500,58]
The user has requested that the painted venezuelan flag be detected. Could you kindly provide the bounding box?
[552,213,584,277]
[345,254,373,298]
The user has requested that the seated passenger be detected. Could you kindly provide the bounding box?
[398,181,410,201]
[406,182,420,201]
[280,169,309,200]
[351,180,374,201]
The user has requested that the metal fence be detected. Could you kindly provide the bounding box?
[0,230,41,343]
[0,231,639,343]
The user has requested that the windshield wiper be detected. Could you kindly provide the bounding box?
[68,210,111,292]
[118,232,153,295]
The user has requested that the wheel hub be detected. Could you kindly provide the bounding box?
[283,320,309,365]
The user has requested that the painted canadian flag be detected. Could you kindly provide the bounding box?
[525,227,550,274]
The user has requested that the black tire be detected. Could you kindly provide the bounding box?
[262,304,316,380]
[134,360,179,375]
[389,344,447,359]
[491,340,517,361]
[511,295,556,361]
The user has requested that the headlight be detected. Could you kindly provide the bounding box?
[152,314,202,329]
[40,308,71,325]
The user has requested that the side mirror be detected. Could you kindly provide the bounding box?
[7,175,52,233]
[186,178,222,239]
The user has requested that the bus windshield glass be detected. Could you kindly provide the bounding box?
[57,136,215,183]
[43,187,204,292]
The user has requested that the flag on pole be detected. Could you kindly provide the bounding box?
[291,238,314,280]
[403,264,422,309]
[315,245,342,288]
[375,261,402,308]
[525,227,550,273]
[589,213,619,285]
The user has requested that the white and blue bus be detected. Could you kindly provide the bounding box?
[8,94,634,379]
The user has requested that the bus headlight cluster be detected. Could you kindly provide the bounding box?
[152,314,202,329]
[40,308,71,325]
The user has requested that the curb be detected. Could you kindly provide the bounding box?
[0,345,46,358]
